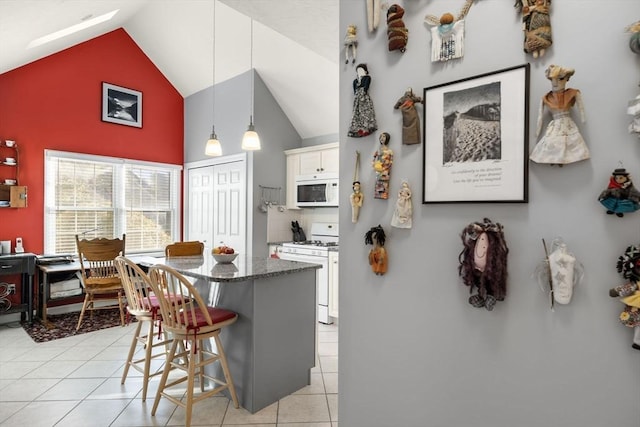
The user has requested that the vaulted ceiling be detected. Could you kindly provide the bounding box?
[0,0,339,140]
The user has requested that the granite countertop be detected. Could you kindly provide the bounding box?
[134,254,320,283]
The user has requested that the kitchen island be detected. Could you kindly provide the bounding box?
[137,254,320,413]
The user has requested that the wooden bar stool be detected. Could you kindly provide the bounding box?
[114,256,172,401]
[148,264,239,427]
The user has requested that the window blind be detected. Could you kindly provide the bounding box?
[44,150,181,255]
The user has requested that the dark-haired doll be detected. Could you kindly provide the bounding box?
[610,244,640,350]
[348,63,378,138]
[365,225,387,275]
[458,218,509,311]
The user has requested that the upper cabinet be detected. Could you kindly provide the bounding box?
[284,142,339,209]
[299,145,339,175]
[0,140,27,208]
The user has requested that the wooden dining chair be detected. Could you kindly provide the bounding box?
[75,234,126,331]
[164,241,204,257]
[114,255,172,401]
[148,264,239,427]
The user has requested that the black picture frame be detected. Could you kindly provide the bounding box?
[101,82,142,128]
[422,64,530,203]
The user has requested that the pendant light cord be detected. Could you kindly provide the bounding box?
[250,18,254,123]
[212,1,216,131]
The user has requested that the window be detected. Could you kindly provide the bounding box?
[44,150,182,255]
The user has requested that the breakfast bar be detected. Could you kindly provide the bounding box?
[138,254,320,414]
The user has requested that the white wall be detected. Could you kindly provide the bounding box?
[339,1,640,426]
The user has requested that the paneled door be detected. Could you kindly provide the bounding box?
[186,157,246,255]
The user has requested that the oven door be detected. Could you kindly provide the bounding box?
[278,251,330,324]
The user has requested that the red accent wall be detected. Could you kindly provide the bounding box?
[0,29,184,255]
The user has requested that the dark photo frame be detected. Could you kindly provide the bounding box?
[422,64,530,203]
[101,82,142,128]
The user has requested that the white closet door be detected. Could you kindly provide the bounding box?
[212,161,246,254]
[186,158,246,255]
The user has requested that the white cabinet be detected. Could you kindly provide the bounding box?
[285,153,300,209]
[328,251,339,319]
[299,147,339,175]
[284,142,339,210]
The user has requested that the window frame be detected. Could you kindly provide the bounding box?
[44,149,182,255]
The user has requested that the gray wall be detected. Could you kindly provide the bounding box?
[339,1,640,426]
[184,69,301,256]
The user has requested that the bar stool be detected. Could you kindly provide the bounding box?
[165,241,204,257]
[148,264,239,427]
[114,256,172,401]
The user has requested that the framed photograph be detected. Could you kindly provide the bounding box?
[422,64,530,203]
[101,82,142,128]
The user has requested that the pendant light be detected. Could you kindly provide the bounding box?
[241,18,261,151]
[205,1,222,156]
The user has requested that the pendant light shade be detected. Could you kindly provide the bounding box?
[205,126,222,156]
[242,19,261,152]
[241,116,261,151]
[205,1,222,156]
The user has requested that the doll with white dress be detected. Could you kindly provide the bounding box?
[530,65,590,165]
[391,181,412,229]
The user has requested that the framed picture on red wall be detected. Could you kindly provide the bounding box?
[101,82,142,128]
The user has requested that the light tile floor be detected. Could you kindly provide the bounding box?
[0,320,338,426]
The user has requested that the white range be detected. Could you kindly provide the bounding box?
[279,222,338,324]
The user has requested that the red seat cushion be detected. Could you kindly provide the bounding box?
[187,306,236,329]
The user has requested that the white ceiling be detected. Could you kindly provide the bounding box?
[0,0,339,140]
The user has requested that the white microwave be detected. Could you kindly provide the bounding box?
[295,173,339,207]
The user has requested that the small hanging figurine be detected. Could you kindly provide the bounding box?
[344,24,358,65]
[386,4,408,53]
[424,0,475,62]
[394,88,423,145]
[628,85,640,137]
[350,151,363,223]
[535,238,584,309]
[390,181,412,229]
[372,132,393,199]
[610,244,640,351]
[458,218,509,311]
[348,63,378,138]
[530,65,589,165]
[598,168,640,217]
[366,0,381,33]
[514,0,552,58]
[626,20,640,54]
[365,224,387,275]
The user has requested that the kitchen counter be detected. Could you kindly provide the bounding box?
[136,254,320,414]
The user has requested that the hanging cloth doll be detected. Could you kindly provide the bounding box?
[372,132,393,199]
[514,0,553,59]
[458,218,508,311]
[344,24,358,65]
[534,238,584,309]
[530,65,589,165]
[365,224,387,275]
[424,0,475,62]
[598,168,640,217]
[394,88,423,145]
[610,244,640,351]
[626,20,640,54]
[390,181,412,229]
[348,63,378,138]
[386,4,408,53]
[628,86,640,137]
[350,151,364,223]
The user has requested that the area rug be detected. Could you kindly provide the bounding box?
[23,309,135,343]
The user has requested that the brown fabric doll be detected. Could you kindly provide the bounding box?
[386,4,408,53]
[611,244,640,350]
[394,88,423,145]
[515,0,552,58]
